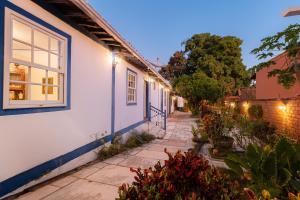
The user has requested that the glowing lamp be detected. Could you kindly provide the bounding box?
[112,52,120,66]
[278,105,287,111]
[230,102,235,108]
[243,102,249,108]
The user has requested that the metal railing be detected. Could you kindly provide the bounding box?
[149,103,166,130]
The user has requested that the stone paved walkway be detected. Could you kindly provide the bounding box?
[16,112,196,200]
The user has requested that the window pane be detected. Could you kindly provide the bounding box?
[30,84,45,101]
[50,38,60,54]
[34,48,48,66]
[31,67,46,84]
[12,20,31,44]
[48,71,59,85]
[48,86,59,101]
[50,53,59,69]
[34,30,49,50]
[9,83,28,100]
[12,40,31,62]
[9,63,29,82]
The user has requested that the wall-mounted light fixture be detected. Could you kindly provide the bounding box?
[278,99,288,112]
[112,52,120,66]
[278,105,287,111]
[230,102,236,108]
[243,102,249,109]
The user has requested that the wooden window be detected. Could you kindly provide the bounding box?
[127,69,137,104]
[3,9,67,109]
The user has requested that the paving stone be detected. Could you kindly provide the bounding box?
[102,156,126,165]
[17,185,59,200]
[135,150,168,160]
[122,147,143,155]
[119,155,161,169]
[91,162,109,169]
[87,165,135,186]
[146,143,187,153]
[71,166,99,179]
[50,176,78,188]
[43,179,118,200]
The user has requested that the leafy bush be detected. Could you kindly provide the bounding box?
[250,120,276,145]
[98,132,155,161]
[248,104,263,120]
[225,138,300,199]
[117,150,243,200]
[202,112,224,139]
[125,131,155,149]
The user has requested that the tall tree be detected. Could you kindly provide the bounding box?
[159,51,186,80]
[252,24,300,89]
[173,70,223,115]
[183,33,248,95]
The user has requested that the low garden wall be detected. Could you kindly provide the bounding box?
[240,95,300,139]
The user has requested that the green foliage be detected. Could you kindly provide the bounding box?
[225,138,300,199]
[98,132,155,161]
[248,105,263,120]
[124,131,155,149]
[250,120,277,145]
[183,33,249,95]
[173,71,223,115]
[251,24,300,88]
[159,51,187,80]
[117,150,243,200]
[191,125,209,143]
[202,111,225,139]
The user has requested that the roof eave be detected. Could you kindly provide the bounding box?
[283,7,300,17]
[71,0,171,88]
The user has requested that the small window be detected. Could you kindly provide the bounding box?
[3,9,68,109]
[127,69,137,104]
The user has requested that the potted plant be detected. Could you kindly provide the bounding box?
[203,111,234,150]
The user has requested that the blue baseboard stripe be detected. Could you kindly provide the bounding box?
[0,135,111,198]
[116,119,147,135]
[0,119,147,198]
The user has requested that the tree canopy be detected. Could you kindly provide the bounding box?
[251,24,300,88]
[173,70,223,115]
[159,51,186,80]
[183,33,248,95]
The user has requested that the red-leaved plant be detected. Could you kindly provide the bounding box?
[117,150,242,200]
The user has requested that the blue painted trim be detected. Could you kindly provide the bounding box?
[0,134,112,198]
[0,1,72,116]
[111,60,116,139]
[116,119,147,135]
[0,118,148,198]
[126,68,137,106]
[160,88,163,112]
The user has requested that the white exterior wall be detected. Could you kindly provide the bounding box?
[115,60,146,131]
[0,0,172,197]
[1,0,114,192]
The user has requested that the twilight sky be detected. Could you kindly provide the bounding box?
[89,0,300,68]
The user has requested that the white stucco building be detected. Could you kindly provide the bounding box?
[0,0,173,198]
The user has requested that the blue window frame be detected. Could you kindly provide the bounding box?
[126,68,137,105]
[0,1,71,116]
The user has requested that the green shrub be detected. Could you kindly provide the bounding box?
[248,104,263,119]
[125,131,155,149]
[98,131,155,161]
[250,120,277,145]
[225,137,300,199]
[117,150,243,200]
[202,112,224,139]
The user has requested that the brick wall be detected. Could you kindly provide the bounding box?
[240,96,300,139]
